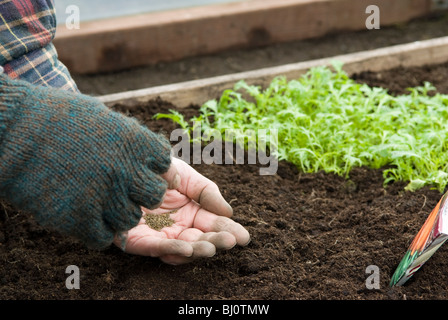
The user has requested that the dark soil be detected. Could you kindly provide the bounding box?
[3,62,448,301]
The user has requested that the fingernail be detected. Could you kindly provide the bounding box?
[242,237,252,246]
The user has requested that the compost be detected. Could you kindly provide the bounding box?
[2,62,448,301]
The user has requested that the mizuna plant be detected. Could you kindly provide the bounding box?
[155,61,448,192]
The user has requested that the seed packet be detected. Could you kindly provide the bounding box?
[390,192,448,286]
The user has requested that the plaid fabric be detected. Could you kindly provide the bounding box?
[0,0,78,92]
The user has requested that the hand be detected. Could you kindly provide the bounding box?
[0,74,171,249]
[114,157,250,264]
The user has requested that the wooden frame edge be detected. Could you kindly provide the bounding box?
[55,0,433,74]
[98,36,448,107]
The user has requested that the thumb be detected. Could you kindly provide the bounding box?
[198,186,233,218]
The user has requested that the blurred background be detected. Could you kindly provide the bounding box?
[54,0,244,23]
[51,0,448,96]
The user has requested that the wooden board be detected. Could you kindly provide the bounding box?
[54,0,437,74]
[98,36,448,108]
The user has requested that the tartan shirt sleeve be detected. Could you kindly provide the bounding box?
[0,0,79,92]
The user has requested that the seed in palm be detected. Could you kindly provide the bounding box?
[144,212,175,231]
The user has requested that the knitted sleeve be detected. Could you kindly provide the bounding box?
[0,71,172,249]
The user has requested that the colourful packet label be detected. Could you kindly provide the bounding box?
[390,192,448,286]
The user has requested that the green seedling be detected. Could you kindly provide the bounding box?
[156,61,448,192]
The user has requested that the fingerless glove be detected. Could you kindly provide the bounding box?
[0,73,171,249]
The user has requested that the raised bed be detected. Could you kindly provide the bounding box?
[98,36,448,108]
[2,36,448,305]
[54,0,442,74]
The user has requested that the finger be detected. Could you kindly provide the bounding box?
[191,241,216,258]
[194,209,251,246]
[124,235,193,258]
[199,186,233,218]
[159,241,216,265]
[172,157,233,217]
[178,228,237,250]
[198,232,237,250]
